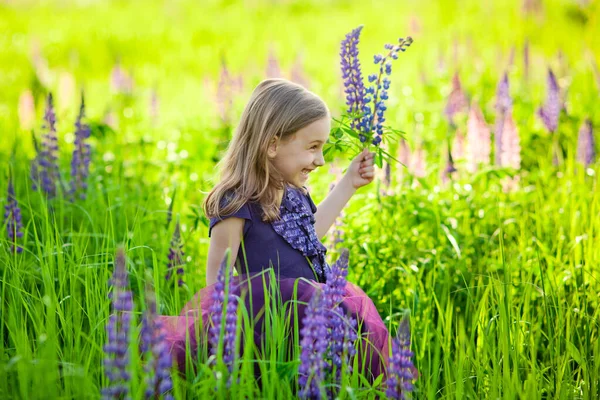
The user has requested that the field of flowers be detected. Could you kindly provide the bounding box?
[1,0,599,398]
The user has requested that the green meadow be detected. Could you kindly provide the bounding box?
[1,0,599,398]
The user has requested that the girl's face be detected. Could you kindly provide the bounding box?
[269,116,330,188]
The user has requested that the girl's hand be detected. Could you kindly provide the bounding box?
[345,148,376,189]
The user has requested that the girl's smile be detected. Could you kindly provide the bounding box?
[268,116,330,188]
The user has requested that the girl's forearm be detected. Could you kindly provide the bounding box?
[314,175,356,238]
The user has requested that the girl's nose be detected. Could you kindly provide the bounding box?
[314,152,325,167]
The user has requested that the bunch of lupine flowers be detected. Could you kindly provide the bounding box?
[4,175,24,253]
[208,251,239,378]
[385,315,417,399]
[298,249,357,399]
[165,220,185,287]
[70,94,92,200]
[141,282,174,400]
[340,26,413,147]
[32,94,61,198]
[103,248,134,399]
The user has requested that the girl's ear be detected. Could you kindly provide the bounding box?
[267,136,279,158]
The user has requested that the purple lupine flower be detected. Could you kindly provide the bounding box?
[141,283,174,400]
[466,103,491,173]
[322,250,357,382]
[385,316,416,399]
[216,57,235,126]
[110,62,134,94]
[444,72,468,127]
[500,111,521,169]
[577,119,595,166]
[70,94,91,200]
[494,72,512,165]
[103,248,133,399]
[537,68,561,133]
[4,176,24,253]
[165,220,185,286]
[290,54,310,89]
[298,290,328,400]
[208,252,238,375]
[34,93,61,198]
[265,48,282,78]
[340,26,367,131]
[363,37,413,145]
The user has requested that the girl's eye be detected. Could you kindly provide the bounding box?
[310,146,318,150]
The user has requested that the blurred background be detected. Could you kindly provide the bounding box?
[1,1,599,398]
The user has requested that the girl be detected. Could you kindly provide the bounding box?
[160,78,390,385]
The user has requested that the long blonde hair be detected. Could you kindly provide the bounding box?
[204,78,329,222]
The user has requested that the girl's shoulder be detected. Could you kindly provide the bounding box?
[208,193,260,237]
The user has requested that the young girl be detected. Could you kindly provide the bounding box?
[160,78,390,384]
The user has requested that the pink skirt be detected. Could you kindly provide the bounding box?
[157,272,390,383]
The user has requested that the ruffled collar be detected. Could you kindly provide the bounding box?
[270,186,329,283]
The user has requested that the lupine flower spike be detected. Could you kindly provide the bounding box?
[208,250,239,376]
[103,248,133,399]
[165,219,185,286]
[216,57,235,126]
[385,314,416,399]
[494,72,512,165]
[363,36,413,145]
[4,174,24,253]
[444,72,468,128]
[141,280,174,400]
[340,26,367,132]
[465,103,491,173]
[537,68,561,133]
[35,93,61,198]
[298,290,328,399]
[500,111,521,169]
[323,249,357,382]
[266,47,282,78]
[70,93,91,200]
[577,119,595,167]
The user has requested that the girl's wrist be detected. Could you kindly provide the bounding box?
[339,173,358,194]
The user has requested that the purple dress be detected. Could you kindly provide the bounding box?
[208,185,330,283]
[158,185,391,383]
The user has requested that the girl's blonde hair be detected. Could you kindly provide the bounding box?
[204,78,329,222]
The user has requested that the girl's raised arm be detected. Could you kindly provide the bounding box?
[205,217,245,286]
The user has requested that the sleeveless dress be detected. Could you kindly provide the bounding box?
[157,185,390,383]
